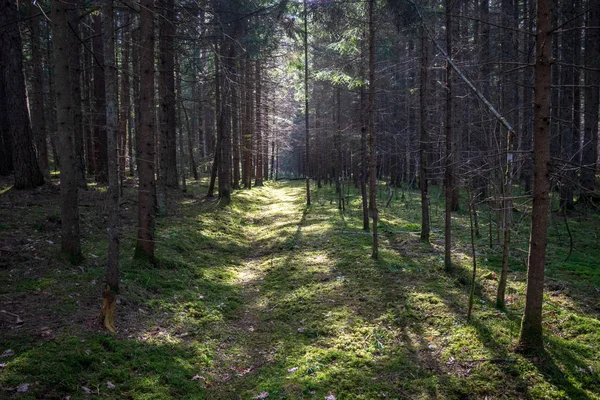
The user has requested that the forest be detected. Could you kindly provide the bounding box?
[0,0,599,398]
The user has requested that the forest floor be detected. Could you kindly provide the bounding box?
[0,176,599,399]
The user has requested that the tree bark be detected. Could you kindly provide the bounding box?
[135,0,157,261]
[0,0,44,189]
[158,0,178,189]
[518,0,552,352]
[102,0,120,333]
[68,0,87,189]
[52,0,82,261]
[444,0,454,271]
[28,2,50,180]
[254,61,264,187]
[581,0,600,198]
[419,24,430,243]
[93,13,108,184]
[368,0,378,259]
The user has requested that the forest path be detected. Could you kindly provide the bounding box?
[206,182,311,397]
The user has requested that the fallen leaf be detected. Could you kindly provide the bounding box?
[106,382,116,389]
[287,367,298,373]
[325,395,336,400]
[191,375,205,381]
[17,383,29,393]
[0,363,6,368]
[81,386,92,394]
[254,392,269,399]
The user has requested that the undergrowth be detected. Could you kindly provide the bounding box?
[0,178,598,399]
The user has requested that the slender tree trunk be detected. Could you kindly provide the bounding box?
[135,0,157,261]
[254,61,263,186]
[581,0,600,198]
[444,0,454,271]
[304,0,311,206]
[120,11,131,182]
[419,24,430,243]
[28,3,50,180]
[0,0,44,189]
[232,59,241,189]
[368,0,378,259]
[0,74,12,176]
[208,51,221,198]
[218,42,232,205]
[93,13,108,184]
[102,0,120,333]
[518,0,552,352]
[158,0,178,189]
[68,1,87,189]
[52,0,81,261]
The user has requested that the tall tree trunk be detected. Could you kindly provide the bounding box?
[368,0,378,259]
[444,0,454,271]
[28,2,50,179]
[581,0,600,198]
[0,74,12,176]
[102,0,120,333]
[120,11,131,183]
[303,0,311,205]
[135,0,157,261]
[232,59,241,189]
[518,0,552,352]
[68,0,87,189]
[93,13,108,184]
[218,41,232,205]
[254,61,263,186]
[52,0,81,261]
[0,0,44,189]
[158,0,178,189]
[208,51,221,198]
[419,25,430,243]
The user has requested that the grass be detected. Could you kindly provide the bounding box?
[0,177,599,399]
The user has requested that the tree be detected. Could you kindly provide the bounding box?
[52,0,82,261]
[158,0,179,190]
[368,0,378,259]
[135,0,157,261]
[92,11,108,184]
[0,0,44,189]
[518,0,552,352]
[303,0,311,206]
[101,0,120,333]
[444,0,454,272]
[581,0,600,199]
[419,24,430,243]
[27,2,50,180]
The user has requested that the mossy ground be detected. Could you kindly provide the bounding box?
[0,176,598,399]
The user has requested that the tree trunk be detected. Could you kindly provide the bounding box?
[68,1,87,189]
[368,0,378,259]
[303,0,311,206]
[134,0,157,262]
[254,61,264,187]
[52,0,82,261]
[93,13,108,184]
[28,2,50,180]
[158,0,178,189]
[419,25,430,243]
[444,0,454,271]
[102,0,120,333]
[518,0,552,352]
[581,0,599,198]
[218,42,232,205]
[0,0,44,189]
